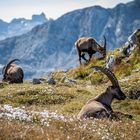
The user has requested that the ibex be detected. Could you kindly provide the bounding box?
[78,66,126,119]
[2,59,24,83]
[75,36,106,64]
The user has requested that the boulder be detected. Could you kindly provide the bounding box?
[47,77,56,85]
[32,78,41,84]
[106,55,116,71]
[122,28,140,56]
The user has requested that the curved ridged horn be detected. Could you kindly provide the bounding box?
[3,59,20,75]
[2,66,5,74]
[103,35,106,54]
[91,66,119,87]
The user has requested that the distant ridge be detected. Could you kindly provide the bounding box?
[0,0,139,78]
[0,12,48,40]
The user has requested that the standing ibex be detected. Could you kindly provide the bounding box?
[78,66,126,119]
[2,59,24,83]
[75,36,106,64]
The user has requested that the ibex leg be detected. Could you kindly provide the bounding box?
[81,53,88,62]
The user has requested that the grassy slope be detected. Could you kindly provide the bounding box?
[0,46,140,140]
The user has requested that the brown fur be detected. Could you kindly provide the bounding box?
[2,60,24,83]
[78,86,126,119]
[75,36,106,64]
[78,66,126,119]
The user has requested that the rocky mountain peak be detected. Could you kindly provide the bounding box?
[32,12,47,22]
[0,0,139,78]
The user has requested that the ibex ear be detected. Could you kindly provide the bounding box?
[88,38,94,42]
[106,86,112,91]
[107,85,115,91]
[97,45,102,51]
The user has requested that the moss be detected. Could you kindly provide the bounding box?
[0,83,75,106]
[90,72,104,85]
[113,99,140,116]
[0,82,8,89]
[74,65,91,79]
[115,63,132,77]
[76,89,92,95]
[62,101,83,113]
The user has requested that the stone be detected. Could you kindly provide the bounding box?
[32,78,41,84]
[106,55,116,71]
[47,77,56,85]
[122,28,140,56]
[132,68,140,73]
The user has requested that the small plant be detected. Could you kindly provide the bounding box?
[62,101,83,113]
[75,65,91,79]
[90,72,104,85]
[0,82,7,89]
[115,63,132,77]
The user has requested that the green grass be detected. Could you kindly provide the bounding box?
[0,45,140,140]
[0,72,140,116]
[0,83,77,108]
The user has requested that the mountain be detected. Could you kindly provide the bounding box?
[0,0,140,78]
[0,13,48,40]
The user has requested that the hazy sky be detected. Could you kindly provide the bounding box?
[0,0,132,22]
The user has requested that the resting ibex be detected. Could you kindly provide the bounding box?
[75,36,106,64]
[78,66,126,119]
[2,59,24,83]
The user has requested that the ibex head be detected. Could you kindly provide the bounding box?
[91,66,126,100]
[106,86,126,100]
[96,36,106,58]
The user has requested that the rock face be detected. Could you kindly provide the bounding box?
[106,55,116,71]
[0,13,48,41]
[121,28,140,56]
[32,78,41,84]
[0,0,140,78]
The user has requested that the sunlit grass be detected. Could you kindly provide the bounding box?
[0,46,140,139]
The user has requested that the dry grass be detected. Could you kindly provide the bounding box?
[0,46,140,139]
[0,74,140,140]
[0,117,140,140]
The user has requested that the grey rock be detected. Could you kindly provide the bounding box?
[32,78,41,84]
[122,29,140,56]
[132,68,140,73]
[47,77,56,85]
[106,55,116,71]
[66,78,77,84]
[60,76,76,85]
